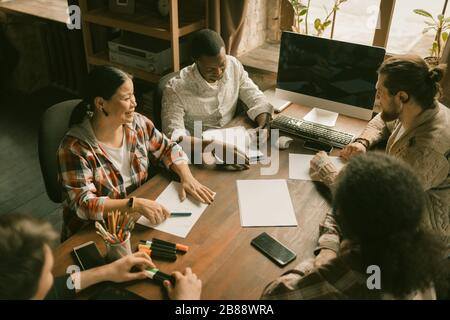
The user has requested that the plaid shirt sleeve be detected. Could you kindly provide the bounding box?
[57,138,108,221]
[260,258,343,300]
[314,211,342,255]
[139,114,189,168]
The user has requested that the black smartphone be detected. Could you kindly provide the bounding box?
[251,232,296,267]
[303,140,333,153]
[72,241,105,271]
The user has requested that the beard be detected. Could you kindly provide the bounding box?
[380,101,402,122]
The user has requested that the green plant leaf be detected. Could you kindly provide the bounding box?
[413,9,433,19]
[424,21,436,26]
[431,41,439,57]
[442,32,449,42]
[299,8,308,16]
[438,14,444,22]
[314,18,322,31]
[323,20,332,28]
[422,26,434,34]
[444,17,450,23]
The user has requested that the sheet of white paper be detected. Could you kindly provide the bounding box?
[202,126,264,162]
[303,108,339,127]
[236,180,297,227]
[289,153,345,181]
[137,182,208,238]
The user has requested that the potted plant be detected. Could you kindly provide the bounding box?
[414,1,450,65]
[288,0,348,38]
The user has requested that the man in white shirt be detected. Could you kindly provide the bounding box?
[161,29,273,169]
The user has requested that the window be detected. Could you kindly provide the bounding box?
[305,0,380,46]
[387,0,448,56]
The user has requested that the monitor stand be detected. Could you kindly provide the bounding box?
[303,107,338,127]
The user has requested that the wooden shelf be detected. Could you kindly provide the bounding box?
[79,0,207,81]
[87,51,161,83]
[83,7,205,40]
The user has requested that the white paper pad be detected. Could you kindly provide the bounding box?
[289,153,345,181]
[303,108,339,127]
[137,182,209,238]
[236,180,297,227]
[202,126,264,162]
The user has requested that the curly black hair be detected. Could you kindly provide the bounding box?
[334,152,447,298]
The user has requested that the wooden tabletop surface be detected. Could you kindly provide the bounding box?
[0,0,68,24]
[52,103,368,299]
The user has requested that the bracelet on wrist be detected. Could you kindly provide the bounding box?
[354,138,369,149]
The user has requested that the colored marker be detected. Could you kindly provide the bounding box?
[145,268,176,285]
[138,242,176,255]
[171,212,192,217]
[152,238,189,253]
[138,246,177,262]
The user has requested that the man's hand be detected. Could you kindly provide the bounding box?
[214,141,249,170]
[163,267,202,300]
[254,113,272,142]
[314,249,337,268]
[340,142,367,161]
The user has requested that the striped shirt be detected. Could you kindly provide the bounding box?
[57,113,188,240]
[161,55,273,140]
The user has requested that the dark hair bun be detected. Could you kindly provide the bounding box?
[429,64,446,83]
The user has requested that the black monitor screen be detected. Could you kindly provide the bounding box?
[277,32,386,110]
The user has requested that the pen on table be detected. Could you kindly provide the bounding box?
[170,212,192,217]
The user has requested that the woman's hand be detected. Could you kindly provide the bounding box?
[163,267,202,300]
[180,175,215,204]
[134,198,170,225]
[310,151,338,187]
[340,142,366,161]
[103,252,155,283]
[171,163,216,204]
[310,151,334,176]
[314,249,337,268]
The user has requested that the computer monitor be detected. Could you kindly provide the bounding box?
[276,32,386,123]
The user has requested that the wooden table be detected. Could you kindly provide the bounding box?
[52,104,368,299]
[0,0,68,24]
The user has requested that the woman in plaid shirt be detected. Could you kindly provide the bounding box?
[58,66,215,240]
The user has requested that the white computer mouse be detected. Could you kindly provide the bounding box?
[276,136,294,150]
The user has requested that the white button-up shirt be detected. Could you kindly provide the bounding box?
[161,55,273,140]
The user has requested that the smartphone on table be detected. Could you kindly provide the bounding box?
[251,232,296,267]
[72,241,105,271]
[303,140,333,153]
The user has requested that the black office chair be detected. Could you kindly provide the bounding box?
[152,71,180,131]
[38,99,81,203]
